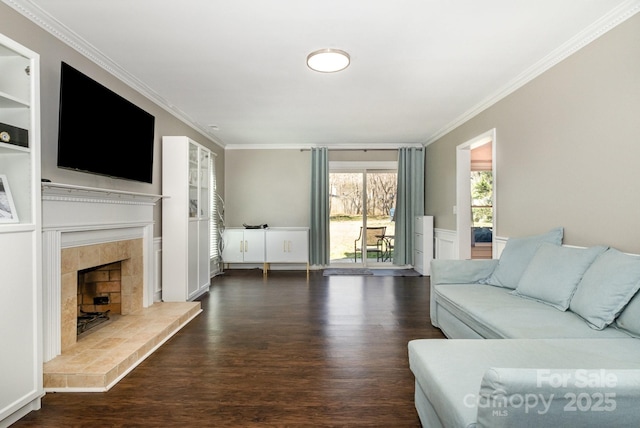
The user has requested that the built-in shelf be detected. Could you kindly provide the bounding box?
[0,142,30,153]
[0,89,29,107]
[0,32,42,427]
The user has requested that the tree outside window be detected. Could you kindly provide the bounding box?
[471,171,492,227]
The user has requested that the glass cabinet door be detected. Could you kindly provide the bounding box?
[199,149,210,219]
[187,143,211,220]
[188,143,198,218]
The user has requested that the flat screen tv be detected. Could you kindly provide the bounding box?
[57,62,155,183]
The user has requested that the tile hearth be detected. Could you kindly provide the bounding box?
[43,301,201,392]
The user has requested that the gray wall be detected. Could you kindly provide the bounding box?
[7,0,637,250]
[0,3,224,235]
[224,149,398,227]
[225,149,310,227]
[425,13,640,253]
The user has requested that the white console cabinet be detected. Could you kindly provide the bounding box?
[222,228,309,275]
[265,228,309,263]
[414,216,434,276]
[0,34,43,426]
[162,136,212,302]
[222,229,266,263]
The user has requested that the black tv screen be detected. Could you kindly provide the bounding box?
[57,62,155,183]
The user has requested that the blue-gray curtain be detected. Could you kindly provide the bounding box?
[393,147,425,265]
[310,147,329,265]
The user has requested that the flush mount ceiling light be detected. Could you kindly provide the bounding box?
[307,48,350,73]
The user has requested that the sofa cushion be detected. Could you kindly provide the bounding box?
[483,227,563,289]
[477,368,640,427]
[512,244,607,310]
[408,339,640,428]
[570,249,640,330]
[434,283,631,339]
[408,340,487,428]
[430,259,500,329]
[616,291,640,337]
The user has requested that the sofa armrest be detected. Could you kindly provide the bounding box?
[430,259,499,328]
[430,259,498,285]
[475,368,640,428]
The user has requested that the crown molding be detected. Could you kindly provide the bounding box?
[424,0,640,146]
[3,0,226,149]
[224,142,424,150]
[5,0,638,151]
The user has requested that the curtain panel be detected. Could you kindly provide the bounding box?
[394,147,425,265]
[310,147,329,265]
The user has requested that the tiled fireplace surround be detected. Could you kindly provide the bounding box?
[60,239,143,352]
[42,183,201,392]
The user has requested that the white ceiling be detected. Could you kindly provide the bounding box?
[7,0,639,149]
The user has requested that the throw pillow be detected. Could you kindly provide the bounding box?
[512,244,607,311]
[483,227,563,289]
[571,249,640,330]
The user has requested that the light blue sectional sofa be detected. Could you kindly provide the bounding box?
[408,228,640,427]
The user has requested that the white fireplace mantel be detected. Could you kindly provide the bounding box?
[42,182,162,229]
[42,182,163,201]
[41,183,163,361]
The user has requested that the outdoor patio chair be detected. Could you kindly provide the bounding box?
[354,226,386,262]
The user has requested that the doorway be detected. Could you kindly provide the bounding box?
[456,130,496,260]
[328,162,397,266]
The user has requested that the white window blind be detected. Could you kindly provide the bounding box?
[209,155,221,274]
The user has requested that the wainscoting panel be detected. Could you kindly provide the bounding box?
[436,228,506,260]
[154,237,162,302]
[434,229,457,260]
[494,236,507,258]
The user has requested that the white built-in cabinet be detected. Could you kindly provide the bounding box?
[162,136,212,302]
[414,216,434,276]
[222,227,309,274]
[0,34,43,425]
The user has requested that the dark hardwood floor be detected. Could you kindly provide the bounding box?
[16,269,445,427]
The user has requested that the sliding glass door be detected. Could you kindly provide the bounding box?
[329,167,397,266]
